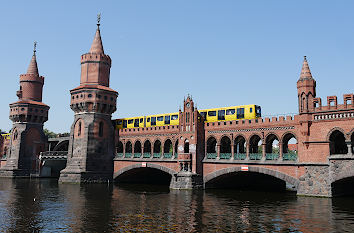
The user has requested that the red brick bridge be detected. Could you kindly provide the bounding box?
[113,58,354,197]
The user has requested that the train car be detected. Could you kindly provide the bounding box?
[145,112,179,127]
[116,116,145,129]
[199,105,261,122]
[1,133,10,140]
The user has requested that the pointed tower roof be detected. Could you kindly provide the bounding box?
[299,56,313,81]
[89,15,104,54]
[27,42,39,76]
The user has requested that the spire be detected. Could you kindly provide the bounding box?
[27,41,39,76]
[89,14,104,54]
[299,56,313,81]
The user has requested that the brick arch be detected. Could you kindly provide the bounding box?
[332,168,354,184]
[204,166,299,189]
[113,163,177,180]
[280,131,297,144]
[264,132,280,141]
[53,139,69,151]
[247,133,262,142]
[206,135,217,144]
[326,127,347,141]
[217,134,232,145]
[234,133,247,142]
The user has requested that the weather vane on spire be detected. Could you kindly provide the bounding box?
[97,13,101,27]
[33,41,37,55]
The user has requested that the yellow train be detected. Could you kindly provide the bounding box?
[115,105,261,129]
[1,133,10,140]
[199,104,261,122]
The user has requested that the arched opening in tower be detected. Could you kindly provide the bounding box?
[351,133,354,154]
[331,177,354,197]
[115,168,172,186]
[329,130,347,155]
[205,172,290,192]
[265,134,279,160]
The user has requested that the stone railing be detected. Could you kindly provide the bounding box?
[115,152,177,160]
[39,151,68,160]
[204,151,297,162]
[314,112,354,121]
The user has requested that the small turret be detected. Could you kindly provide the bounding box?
[297,56,316,114]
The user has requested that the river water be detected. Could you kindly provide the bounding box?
[0,179,354,232]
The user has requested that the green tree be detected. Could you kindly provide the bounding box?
[43,128,57,138]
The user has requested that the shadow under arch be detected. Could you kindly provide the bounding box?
[331,168,354,197]
[204,166,299,191]
[113,164,177,185]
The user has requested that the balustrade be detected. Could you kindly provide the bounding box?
[116,153,123,158]
[282,152,297,161]
[234,153,246,160]
[249,153,262,160]
[143,153,151,158]
[220,153,232,159]
[133,153,141,158]
[206,153,217,159]
[266,153,279,160]
[163,153,173,158]
[124,153,132,158]
[153,153,161,158]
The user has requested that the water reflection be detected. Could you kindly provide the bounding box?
[0,179,353,232]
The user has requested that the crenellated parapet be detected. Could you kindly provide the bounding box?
[70,85,117,115]
[313,94,354,112]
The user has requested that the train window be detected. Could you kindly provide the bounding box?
[157,116,163,121]
[171,115,178,120]
[117,120,122,125]
[128,119,133,124]
[134,119,139,127]
[147,118,150,122]
[226,109,235,115]
[140,118,143,123]
[237,108,245,119]
[200,112,206,119]
[218,110,225,120]
[165,115,170,124]
[250,108,253,113]
[151,117,156,126]
[123,120,127,128]
[208,111,216,117]
[256,106,261,117]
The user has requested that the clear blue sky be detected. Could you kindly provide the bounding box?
[1,1,354,133]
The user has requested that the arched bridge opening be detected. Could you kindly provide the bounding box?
[114,165,176,186]
[204,167,298,193]
[332,177,354,197]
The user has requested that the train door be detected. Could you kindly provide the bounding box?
[218,110,225,121]
[134,119,139,128]
[165,115,170,125]
[237,108,245,119]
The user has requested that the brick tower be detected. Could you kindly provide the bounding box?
[297,56,316,140]
[297,56,316,114]
[170,95,203,189]
[0,43,49,177]
[59,17,118,183]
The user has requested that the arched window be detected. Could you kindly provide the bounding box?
[125,141,132,154]
[99,122,104,137]
[116,141,123,153]
[78,122,82,136]
[207,137,217,153]
[329,130,347,155]
[249,134,262,160]
[144,140,152,155]
[351,133,354,154]
[134,141,142,154]
[184,140,189,153]
[265,134,279,160]
[154,140,161,154]
[234,135,246,154]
